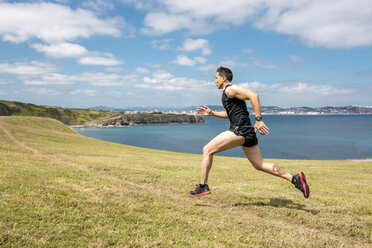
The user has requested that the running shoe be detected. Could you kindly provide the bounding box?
[189,184,211,197]
[292,172,310,198]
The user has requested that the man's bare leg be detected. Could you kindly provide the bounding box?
[242,145,292,181]
[201,131,245,184]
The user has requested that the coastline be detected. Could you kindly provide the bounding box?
[69,121,205,129]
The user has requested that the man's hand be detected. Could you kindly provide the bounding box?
[197,105,212,116]
[254,121,269,135]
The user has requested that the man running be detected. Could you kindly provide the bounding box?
[189,66,310,198]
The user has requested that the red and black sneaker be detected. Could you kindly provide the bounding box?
[292,172,310,198]
[189,184,211,197]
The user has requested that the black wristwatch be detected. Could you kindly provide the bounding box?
[255,116,262,121]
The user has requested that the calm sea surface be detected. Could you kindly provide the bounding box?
[75,115,372,160]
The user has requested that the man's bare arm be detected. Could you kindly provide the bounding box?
[210,110,228,119]
[197,106,228,119]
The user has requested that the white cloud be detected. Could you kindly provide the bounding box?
[31,43,124,66]
[180,38,211,55]
[0,79,10,85]
[237,81,354,96]
[251,60,277,69]
[173,54,208,67]
[0,89,7,95]
[24,88,61,95]
[0,61,57,76]
[194,56,207,64]
[17,70,139,87]
[237,81,267,91]
[82,0,114,13]
[0,2,123,44]
[142,12,192,35]
[173,55,196,66]
[197,64,218,72]
[152,71,173,80]
[74,72,138,86]
[161,0,260,23]
[279,82,354,96]
[106,91,123,97]
[136,67,150,74]
[78,55,123,66]
[23,73,75,85]
[248,56,305,69]
[0,2,128,67]
[23,80,65,85]
[137,70,213,91]
[219,59,241,69]
[136,83,184,91]
[197,59,250,73]
[1,62,144,87]
[121,0,155,10]
[139,1,264,35]
[75,72,124,86]
[138,0,372,49]
[143,77,157,84]
[31,42,88,58]
[105,67,123,73]
[151,38,173,50]
[70,89,96,96]
[145,63,162,68]
[255,0,372,49]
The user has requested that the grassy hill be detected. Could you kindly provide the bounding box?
[0,100,116,125]
[0,116,371,247]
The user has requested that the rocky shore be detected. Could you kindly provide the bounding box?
[69,113,204,128]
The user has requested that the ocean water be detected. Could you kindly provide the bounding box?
[75,115,372,160]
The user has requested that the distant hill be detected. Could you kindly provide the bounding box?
[259,105,372,115]
[0,100,115,125]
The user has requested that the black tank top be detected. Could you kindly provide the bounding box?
[222,84,252,127]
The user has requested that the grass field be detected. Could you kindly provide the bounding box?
[0,116,371,247]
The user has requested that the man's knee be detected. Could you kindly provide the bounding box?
[203,145,215,156]
[251,160,264,171]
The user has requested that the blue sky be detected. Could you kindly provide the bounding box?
[0,0,371,108]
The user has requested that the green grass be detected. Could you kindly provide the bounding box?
[0,116,371,247]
